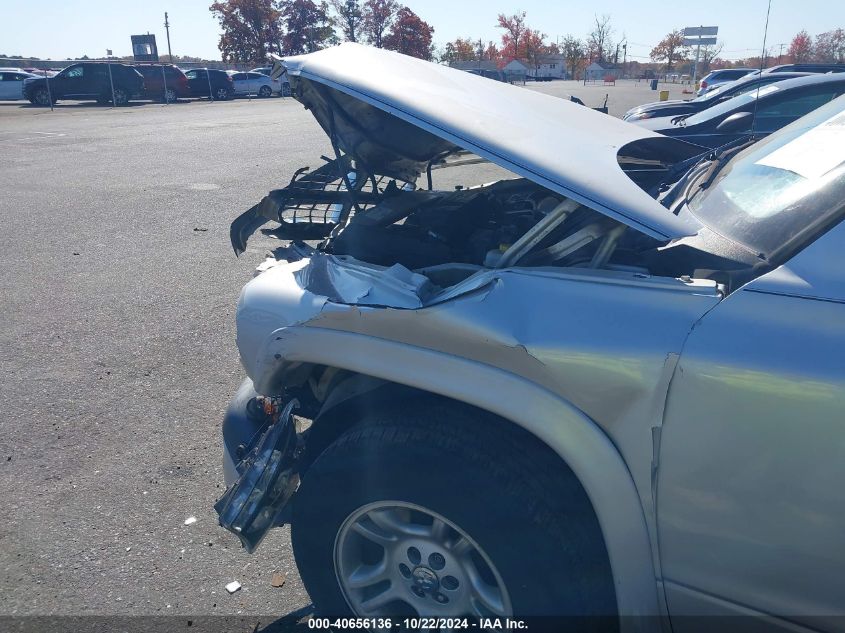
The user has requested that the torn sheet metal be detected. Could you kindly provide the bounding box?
[293,253,437,309]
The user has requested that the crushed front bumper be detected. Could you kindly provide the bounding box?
[215,378,302,553]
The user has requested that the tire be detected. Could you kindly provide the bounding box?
[112,87,129,106]
[214,87,230,101]
[32,87,53,106]
[258,85,272,98]
[163,87,177,103]
[291,402,617,628]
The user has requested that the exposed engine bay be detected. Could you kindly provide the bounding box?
[230,150,761,295]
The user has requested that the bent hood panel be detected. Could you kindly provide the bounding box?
[283,43,703,241]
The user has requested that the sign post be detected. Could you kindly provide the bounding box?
[683,26,718,89]
[106,50,117,107]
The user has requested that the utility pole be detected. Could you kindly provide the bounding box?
[778,42,785,64]
[622,42,627,78]
[164,12,173,63]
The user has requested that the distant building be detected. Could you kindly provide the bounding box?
[449,60,499,72]
[527,54,566,80]
[585,61,621,81]
[502,58,529,82]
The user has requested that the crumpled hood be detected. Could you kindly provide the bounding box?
[282,43,705,241]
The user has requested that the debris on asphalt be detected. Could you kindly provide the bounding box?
[184,516,197,525]
[225,581,241,594]
[271,572,286,588]
[125,547,131,552]
[193,227,208,232]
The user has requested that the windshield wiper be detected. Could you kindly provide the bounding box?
[687,138,757,202]
[658,137,756,212]
[671,114,691,126]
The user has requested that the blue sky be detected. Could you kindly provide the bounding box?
[1,0,843,61]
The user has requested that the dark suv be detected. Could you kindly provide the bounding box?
[132,64,191,102]
[183,68,235,100]
[23,62,144,106]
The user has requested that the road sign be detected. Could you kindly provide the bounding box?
[683,26,718,37]
[684,37,717,46]
[682,27,720,87]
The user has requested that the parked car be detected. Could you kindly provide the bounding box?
[623,72,811,121]
[696,67,757,95]
[132,63,190,102]
[634,72,845,148]
[229,71,280,97]
[214,43,845,625]
[250,66,292,96]
[763,63,845,74]
[0,70,37,100]
[22,62,144,106]
[182,68,234,100]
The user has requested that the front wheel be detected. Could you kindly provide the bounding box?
[32,87,53,106]
[258,85,272,98]
[291,404,617,627]
[112,87,129,106]
[214,87,230,101]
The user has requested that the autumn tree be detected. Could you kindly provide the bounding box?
[483,41,499,62]
[449,37,479,62]
[815,29,845,63]
[587,14,613,62]
[560,35,586,79]
[496,11,527,59]
[699,42,724,73]
[280,0,335,54]
[650,30,688,72]
[523,29,551,73]
[788,30,814,62]
[330,0,363,42]
[382,5,433,59]
[362,0,398,48]
[210,0,282,63]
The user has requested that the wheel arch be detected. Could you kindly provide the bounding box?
[260,325,661,623]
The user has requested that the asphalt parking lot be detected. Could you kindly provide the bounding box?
[0,78,689,629]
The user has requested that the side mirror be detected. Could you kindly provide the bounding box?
[717,111,754,133]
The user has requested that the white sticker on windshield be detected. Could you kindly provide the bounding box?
[756,110,845,179]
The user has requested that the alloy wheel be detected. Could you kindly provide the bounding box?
[35,89,51,106]
[334,501,512,619]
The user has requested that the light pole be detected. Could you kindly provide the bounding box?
[164,12,173,63]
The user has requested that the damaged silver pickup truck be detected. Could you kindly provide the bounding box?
[215,44,845,631]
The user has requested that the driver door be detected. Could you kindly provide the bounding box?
[59,64,91,98]
[657,220,845,631]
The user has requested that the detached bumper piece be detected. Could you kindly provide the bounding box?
[215,398,301,553]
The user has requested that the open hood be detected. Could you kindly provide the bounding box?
[282,43,704,241]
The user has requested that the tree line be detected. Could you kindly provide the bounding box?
[787,28,845,64]
[439,13,620,79]
[210,0,434,63]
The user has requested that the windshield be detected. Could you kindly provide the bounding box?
[687,96,845,258]
[694,82,733,102]
[684,85,781,126]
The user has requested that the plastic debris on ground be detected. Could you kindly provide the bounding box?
[225,580,242,594]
